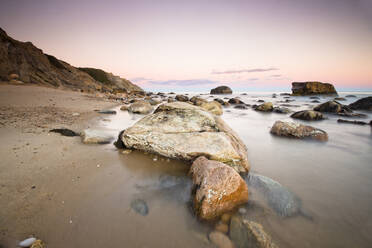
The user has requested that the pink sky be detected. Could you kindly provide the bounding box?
[1,0,371,91]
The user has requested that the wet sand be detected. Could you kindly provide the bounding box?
[1,85,372,248]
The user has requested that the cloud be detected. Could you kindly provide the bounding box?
[130,77,151,83]
[211,67,278,75]
[270,74,282,77]
[148,79,219,86]
[248,78,259,81]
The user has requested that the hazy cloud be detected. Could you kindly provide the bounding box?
[130,77,151,83]
[248,78,259,81]
[148,79,218,86]
[270,74,282,77]
[212,67,278,75]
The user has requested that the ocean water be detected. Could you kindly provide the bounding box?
[55,92,372,247]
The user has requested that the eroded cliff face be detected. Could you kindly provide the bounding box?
[0,28,142,93]
[291,81,337,95]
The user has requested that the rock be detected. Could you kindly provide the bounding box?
[8,73,19,80]
[130,199,149,216]
[314,101,351,113]
[291,81,337,95]
[19,237,37,247]
[98,110,116,114]
[337,112,368,118]
[49,128,79,137]
[349,96,372,111]
[309,96,320,99]
[209,231,234,248]
[175,94,189,102]
[255,102,273,112]
[190,156,249,220]
[246,173,302,217]
[346,95,356,98]
[167,97,175,103]
[81,129,114,144]
[280,93,290,96]
[337,119,370,125]
[210,86,233,95]
[221,213,232,224]
[148,98,162,105]
[334,97,346,101]
[229,215,278,248]
[257,100,265,103]
[290,110,324,121]
[120,102,250,172]
[270,121,328,141]
[190,96,208,106]
[31,240,45,248]
[234,104,248,109]
[200,101,223,115]
[272,94,277,98]
[228,98,245,105]
[120,105,129,111]
[128,100,153,114]
[272,107,291,114]
[216,223,229,234]
[310,100,320,103]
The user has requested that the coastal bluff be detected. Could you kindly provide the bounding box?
[291,81,337,95]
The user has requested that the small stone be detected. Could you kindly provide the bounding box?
[19,237,36,247]
[238,207,247,215]
[98,110,117,114]
[31,240,45,248]
[221,213,232,224]
[97,164,100,168]
[215,223,229,234]
[130,199,149,216]
[209,231,234,248]
[72,112,80,116]
[122,149,132,154]
[31,185,36,189]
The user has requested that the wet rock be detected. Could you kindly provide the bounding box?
[255,102,273,112]
[290,110,324,121]
[334,97,346,101]
[336,112,367,118]
[309,96,320,99]
[314,100,351,114]
[337,119,371,125]
[81,129,114,144]
[148,98,162,105]
[228,98,245,105]
[130,199,149,216]
[272,107,291,114]
[201,101,223,115]
[210,86,233,95]
[120,105,129,111]
[272,94,277,98]
[19,237,37,247]
[246,173,302,217]
[49,128,79,137]
[257,100,265,103]
[98,110,116,114]
[221,213,232,224]
[209,231,234,248]
[175,94,189,102]
[279,93,290,96]
[31,240,45,248]
[291,81,337,95]
[120,102,250,172]
[8,73,19,80]
[349,96,372,111]
[190,96,208,106]
[270,121,328,141]
[190,156,249,220]
[128,100,153,114]
[230,215,278,248]
[215,223,229,234]
[167,97,175,103]
[310,100,320,103]
[346,95,356,98]
[234,104,248,110]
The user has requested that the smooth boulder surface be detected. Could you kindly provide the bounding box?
[200,101,223,115]
[128,100,153,114]
[120,102,250,172]
[211,86,233,94]
[290,110,324,121]
[81,129,115,144]
[255,102,273,112]
[190,157,249,220]
[349,96,372,111]
[272,107,291,114]
[230,215,278,248]
[313,101,351,113]
[270,121,328,141]
[291,81,337,95]
[175,94,189,102]
[229,98,245,105]
[190,96,208,106]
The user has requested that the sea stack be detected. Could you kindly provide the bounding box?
[210,86,233,94]
[291,81,337,95]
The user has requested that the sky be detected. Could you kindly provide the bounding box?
[0,0,371,92]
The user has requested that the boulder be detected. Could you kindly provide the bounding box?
[211,86,233,94]
[190,156,249,220]
[272,107,291,114]
[337,119,370,125]
[229,215,278,248]
[120,102,250,172]
[255,102,273,112]
[98,110,116,114]
[120,105,129,111]
[175,94,189,102]
[334,97,346,101]
[270,121,328,141]
[345,95,356,98]
[81,129,115,144]
[8,73,19,80]
[148,98,162,105]
[234,105,248,110]
[314,101,351,113]
[291,81,337,95]
[228,98,245,105]
[349,96,372,111]
[128,100,153,114]
[290,110,324,121]
[190,96,208,106]
[200,101,223,115]
[209,231,234,248]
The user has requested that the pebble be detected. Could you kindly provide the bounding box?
[130,199,149,216]
[122,149,132,154]
[72,112,80,116]
[19,237,36,247]
[209,231,234,248]
[215,223,229,234]
[31,240,45,248]
[220,213,232,224]
[238,207,247,215]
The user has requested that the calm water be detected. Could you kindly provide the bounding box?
[68,92,372,248]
